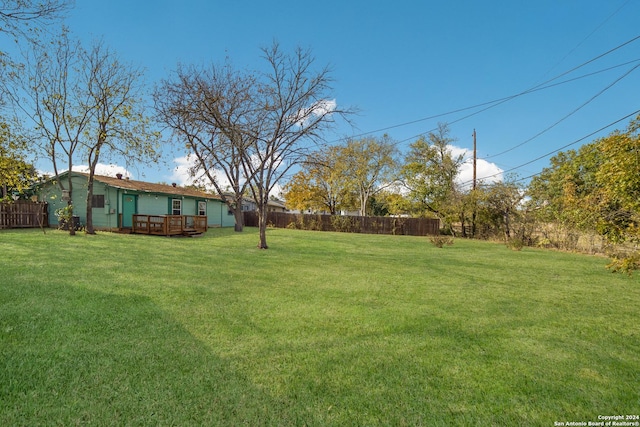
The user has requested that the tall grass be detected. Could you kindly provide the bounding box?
[1,228,638,425]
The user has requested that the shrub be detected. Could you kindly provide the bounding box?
[506,237,525,251]
[606,250,640,276]
[429,235,454,248]
[331,215,360,233]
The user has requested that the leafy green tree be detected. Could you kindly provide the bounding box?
[82,41,160,234]
[528,142,603,236]
[401,123,463,231]
[594,118,640,243]
[477,180,525,241]
[283,145,352,214]
[377,190,412,217]
[593,116,640,273]
[0,121,37,199]
[340,135,398,216]
[527,115,640,272]
[6,30,159,234]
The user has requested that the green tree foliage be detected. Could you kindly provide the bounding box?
[528,115,640,273]
[594,118,640,243]
[476,180,525,241]
[284,136,397,216]
[401,123,463,231]
[528,143,603,234]
[0,121,37,199]
[374,190,412,217]
[6,30,160,234]
[340,135,398,217]
[283,145,351,214]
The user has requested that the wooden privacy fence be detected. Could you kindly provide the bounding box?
[0,201,49,229]
[244,212,440,236]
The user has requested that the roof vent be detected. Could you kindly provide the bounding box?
[172,183,177,187]
[116,173,123,179]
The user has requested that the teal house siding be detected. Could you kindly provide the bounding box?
[137,194,172,216]
[208,198,236,228]
[37,171,234,229]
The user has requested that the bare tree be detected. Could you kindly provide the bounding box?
[245,42,351,248]
[0,0,71,42]
[157,42,352,247]
[155,63,258,232]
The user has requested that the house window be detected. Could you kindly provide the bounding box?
[198,201,206,216]
[172,199,182,215]
[92,194,105,208]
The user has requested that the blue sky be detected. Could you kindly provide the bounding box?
[50,1,640,189]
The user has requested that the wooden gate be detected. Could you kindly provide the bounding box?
[0,201,49,229]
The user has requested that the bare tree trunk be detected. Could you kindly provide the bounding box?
[66,174,75,236]
[460,212,467,238]
[233,205,244,232]
[359,189,369,217]
[504,209,511,240]
[257,204,268,249]
[85,176,95,234]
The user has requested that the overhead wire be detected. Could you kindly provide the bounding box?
[385,58,640,151]
[533,0,633,85]
[483,61,640,159]
[334,33,640,145]
[458,108,640,187]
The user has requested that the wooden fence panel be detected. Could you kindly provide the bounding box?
[243,212,439,236]
[0,201,49,229]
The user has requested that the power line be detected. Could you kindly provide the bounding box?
[533,0,633,85]
[483,61,640,159]
[459,108,640,186]
[334,34,640,144]
[386,59,640,150]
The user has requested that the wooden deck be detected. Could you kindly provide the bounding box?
[132,215,207,236]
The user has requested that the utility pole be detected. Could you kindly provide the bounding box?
[472,129,477,237]
[472,129,477,191]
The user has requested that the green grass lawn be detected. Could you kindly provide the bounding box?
[1,227,638,426]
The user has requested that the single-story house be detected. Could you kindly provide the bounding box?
[36,171,236,230]
[241,198,288,213]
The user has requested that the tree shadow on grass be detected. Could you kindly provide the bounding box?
[0,284,293,426]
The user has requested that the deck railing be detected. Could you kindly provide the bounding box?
[132,214,207,236]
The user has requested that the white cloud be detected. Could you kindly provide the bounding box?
[294,98,337,127]
[73,164,133,178]
[450,145,503,189]
[170,155,285,199]
[39,164,134,179]
[169,155,232,190]
[169,155,197,186]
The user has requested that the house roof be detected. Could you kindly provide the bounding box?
[56,171,222,200]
